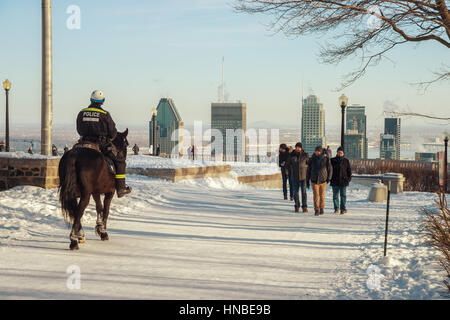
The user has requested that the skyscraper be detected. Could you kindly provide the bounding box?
[344,116,365,159]
[381,118,401,160]
[149,98,184,156]
[346,105,368,159]
[301,95,326,155]
[211,102,247,160]
[380,134,396,160]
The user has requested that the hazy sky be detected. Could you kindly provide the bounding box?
[0,0,448,133]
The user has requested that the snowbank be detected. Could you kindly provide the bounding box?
[0,151,59,160]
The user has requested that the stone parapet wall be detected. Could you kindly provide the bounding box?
[0,157,60,191]
[237,173,283,189]
[127,165,232,182]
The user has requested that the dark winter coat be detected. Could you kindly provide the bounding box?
[307,154,332,184]
[330,156,352,187]
[279,150,290,174]
[288,150,309,182]
[76,104,118,143]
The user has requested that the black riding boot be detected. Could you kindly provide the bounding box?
[115,177,131,198]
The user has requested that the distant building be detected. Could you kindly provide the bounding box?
[381,118,401,160]
[380,134,396,160]
[346,105,368,159]
[415,152,438,162]
[149,98,184,156]
[211,102,247,160]
[301,95,326,155]
[344,115,365,159]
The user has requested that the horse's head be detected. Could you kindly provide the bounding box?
[112,128,129,158]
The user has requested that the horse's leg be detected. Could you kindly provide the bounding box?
[77,223,86,244]
[100,192,114,241]
[93,193,104,239]
[70,193,90,250]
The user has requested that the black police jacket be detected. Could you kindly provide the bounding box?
[76,104,118,142]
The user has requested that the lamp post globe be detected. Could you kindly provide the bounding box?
[3,79,11,91]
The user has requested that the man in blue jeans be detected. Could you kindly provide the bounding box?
[287,142,309,213]
[330,147,352,214]
[279,144,293,200]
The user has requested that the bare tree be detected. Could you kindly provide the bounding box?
[235,0,450,89]
[423,192,450,291]
[384,110,450,122]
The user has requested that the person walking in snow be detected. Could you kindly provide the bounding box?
[187,146,192,159]
[132,143,139,155]
[330,146,352,214]
[288,142,309,212]
[307,145,332,216]
[279,144,293,200]
[52,144,58,156]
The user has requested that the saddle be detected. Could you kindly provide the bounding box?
[73,141,116,175]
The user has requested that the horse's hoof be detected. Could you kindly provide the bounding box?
[70,240,79,250]
[100,233,109,241]
[78,236,86,244]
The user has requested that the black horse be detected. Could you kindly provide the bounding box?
[58,129,129,250]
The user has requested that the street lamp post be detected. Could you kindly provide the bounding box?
[338,94,348,149]
[152,108,157,156]
[41,0,53,155]
[3,79,11,152]
[445,134,448,193]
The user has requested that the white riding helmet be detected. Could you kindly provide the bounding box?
[90,90,105,104]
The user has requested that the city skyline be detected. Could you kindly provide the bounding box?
[0,0,448,131]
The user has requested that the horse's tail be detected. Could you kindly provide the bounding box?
[58,151,79,223]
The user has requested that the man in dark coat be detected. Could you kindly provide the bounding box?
[132,144,139,155]
[330,146,352,214]
[288,142,309,212]
[52,144,58,156]
[307,145,333,216]
[278,143,293,200]
[76,90,131,198]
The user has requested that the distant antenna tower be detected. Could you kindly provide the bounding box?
[217,57,226,102]
[221,57,225,102]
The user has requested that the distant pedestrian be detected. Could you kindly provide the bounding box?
[187,146,192,159]
[64,145,69,154]
[279,144,293,201]
[52,144,58,156]
[28,146,34,155]
[330,146,352,214]
[288,142,309,212]
[307,145,332,216]
[191,145,195,160]
[132,143,140,155]
[156,144,161,156]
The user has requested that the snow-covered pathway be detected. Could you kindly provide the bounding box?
[0,176,447,299]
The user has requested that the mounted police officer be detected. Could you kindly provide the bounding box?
[76,90,131,198]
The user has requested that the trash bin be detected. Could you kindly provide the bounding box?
[382,173,405,194]
[368,180,388,202]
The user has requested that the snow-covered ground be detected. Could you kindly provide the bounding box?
[127,155,280,177]
[0,151,59,159]
[0,175,448,300]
